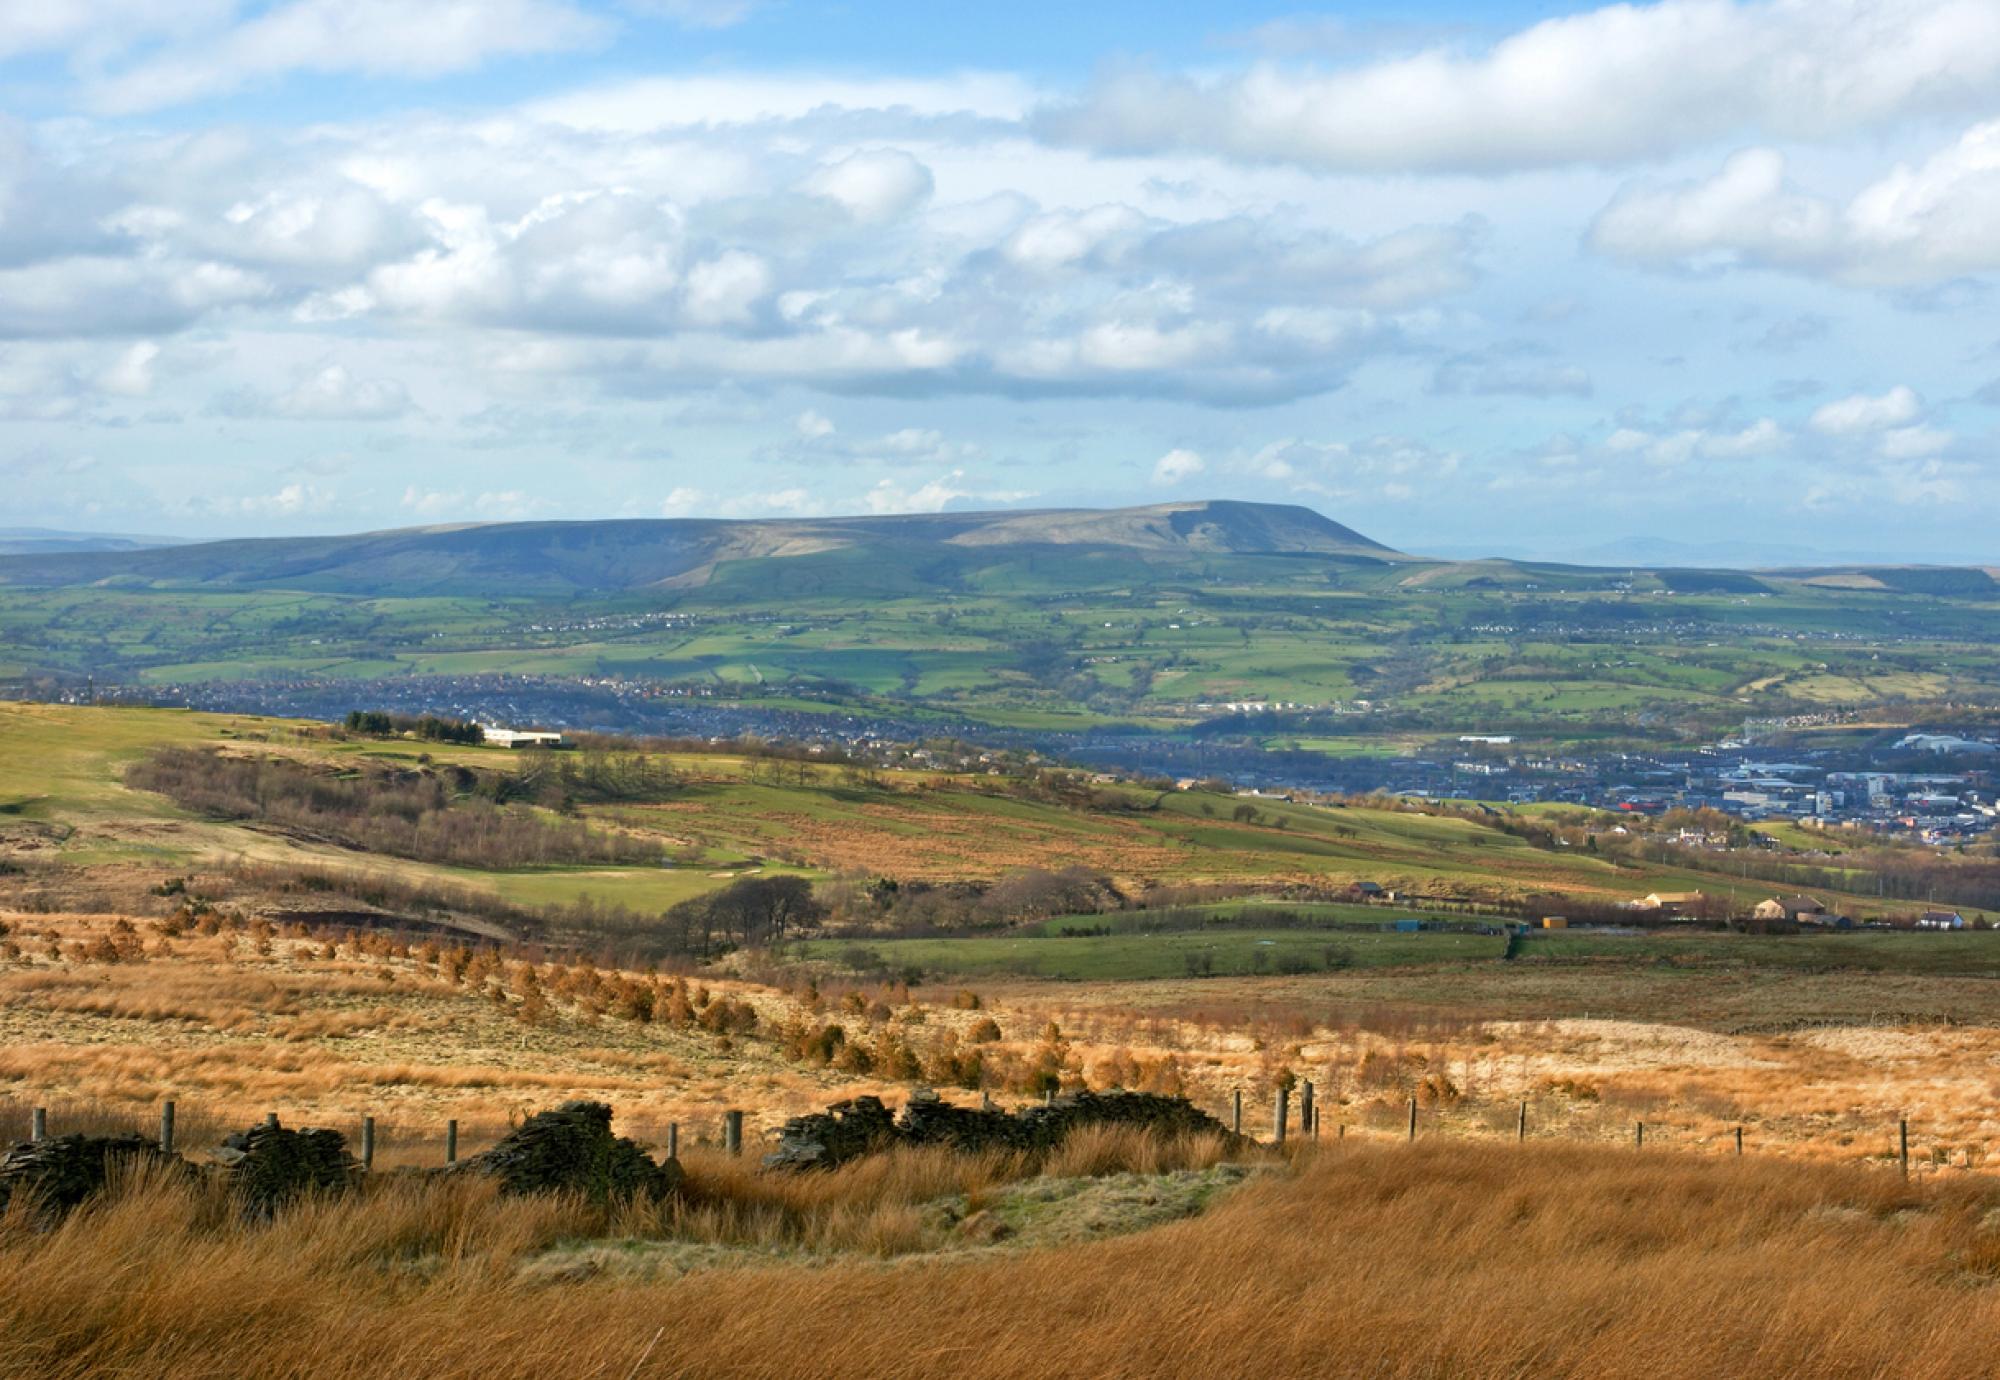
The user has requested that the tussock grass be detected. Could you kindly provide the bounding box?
[6,1140,2000,1377]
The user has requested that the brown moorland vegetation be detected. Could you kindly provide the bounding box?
[7,910,2000,1170]
[5,1139,2000,1378]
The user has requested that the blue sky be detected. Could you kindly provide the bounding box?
[3,0,1999,561]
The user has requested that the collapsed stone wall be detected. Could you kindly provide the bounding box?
[763,1095,902,1170]
[213,1120,362,1213]
[765,1088,1244,1171]
[0,1101,682,1221]
[0,1133,192,1219]
[447,1100,683,1203]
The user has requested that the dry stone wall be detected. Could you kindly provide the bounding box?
[765,1088,1244,1171]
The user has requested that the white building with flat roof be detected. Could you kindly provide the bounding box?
[482,726,564,749]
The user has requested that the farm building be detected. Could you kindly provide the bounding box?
[1633,891,1706,917]
[1917,910,1968,930]
[481,727,565,749]
[1753,894,1826,923]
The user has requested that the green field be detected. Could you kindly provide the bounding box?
[800,923,2000,982]
[0,703,1984,936]
[9,536,2000,747]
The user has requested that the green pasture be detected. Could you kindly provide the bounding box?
[798,927,1504,980]
[802,920,2000,982]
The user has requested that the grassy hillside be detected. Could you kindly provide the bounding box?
[0,703,1972,953]
[0,500,1398,596]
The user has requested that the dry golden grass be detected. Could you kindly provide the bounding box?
[7,910,2000,1173]
[6,1140,2000,1378]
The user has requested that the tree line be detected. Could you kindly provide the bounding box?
[342,711,484,744]
[126,748,663,871]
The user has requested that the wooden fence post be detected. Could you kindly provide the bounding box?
[1273,1087,1289,1146]
[31,1107,45,1142]
[1517,1101,1527,1143]
[1407,1097,1417,1142]
[445,1119,458,1165]
[1635,1121,1644,1148]
[1232,1089,1242,1136]
[264,1112,279,1131]
[724,1109,744,1156]
[1899,1118,1909,1176]
[159,1101,176,1156]
[360,1116,375,1172]
[1300,1081,1315,1141]
[667,1124,679,1160]
[1734,1126,1743,1157]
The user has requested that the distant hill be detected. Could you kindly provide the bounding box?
[0,528,189,557]
[0,501,1402,596]
[1428,536,1989,570]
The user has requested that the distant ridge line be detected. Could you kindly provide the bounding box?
[0,499,1403,597]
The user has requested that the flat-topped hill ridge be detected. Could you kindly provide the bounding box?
[0,500,1400,596]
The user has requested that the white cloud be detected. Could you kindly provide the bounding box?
[210,481,335,518]
[402,485,462,516]
[274,363,411,420]
[1602,417,1790,465]
[656,485,825,518]
[0,113,1479,404]
[1035,0,2000,173]
[1232,435,1464,505]
[97,341,161,397]
[1878,424,1954,459]
[794,409,835,439]
[801,150,934,224]
[861,469,1032,514]
[667,459,1031,520]
[0,0,231,59]
[1152,448,1205,484]
[1591,120,2000,285]
[527,73,1035,131]
[1702,417,1789,458]
[401,485,548,518]
[1809,386,1921,435]
[682,250,773,327]
[83,0,609,114]
[0,257,269,338]
[660,486,705,517]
